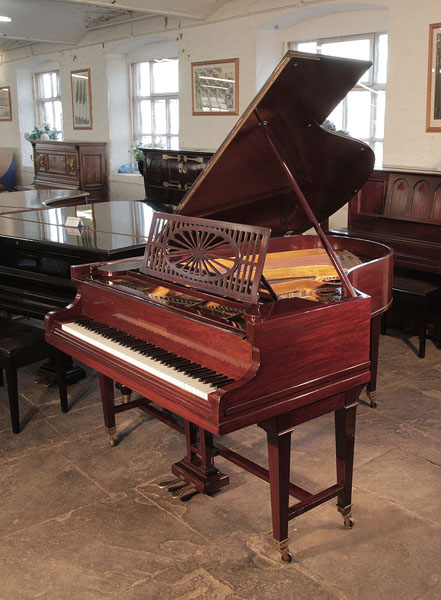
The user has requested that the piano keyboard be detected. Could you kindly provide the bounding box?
[61,319,234,400]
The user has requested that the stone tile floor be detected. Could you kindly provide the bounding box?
[0,329,440,599]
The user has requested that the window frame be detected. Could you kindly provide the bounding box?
[290,33,387,161]
[131,59,179,150]
[33,70,63,134]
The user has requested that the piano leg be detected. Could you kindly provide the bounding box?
[265,415,293,563]
[99,373,116,446]
[366,315,381,408]
[335,394,357,528]
[172,422,229,495]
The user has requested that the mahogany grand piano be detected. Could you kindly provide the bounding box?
[45,51,393,561]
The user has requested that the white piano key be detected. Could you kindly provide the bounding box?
[61,321,218,400]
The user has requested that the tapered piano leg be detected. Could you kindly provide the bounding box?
[265,417,293,563]
[367,315,381,408]
[172,421,229,495]
[335,392,357,528]
[99,373,116,446]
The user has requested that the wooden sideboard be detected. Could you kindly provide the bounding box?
[31,140,107,202]
[142,148,213,207]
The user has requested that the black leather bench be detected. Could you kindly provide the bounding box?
[383,276,441,358]
[0,317,68,433]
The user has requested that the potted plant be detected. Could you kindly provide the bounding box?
[24,123,61,141]
[129,141,145,175]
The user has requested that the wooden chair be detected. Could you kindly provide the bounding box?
[0,317,68,433]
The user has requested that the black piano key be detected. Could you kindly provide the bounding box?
[201,373,226,384]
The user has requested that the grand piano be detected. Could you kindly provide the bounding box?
[45,50,393,561]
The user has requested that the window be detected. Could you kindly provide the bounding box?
[131,59,179,150]
[291,33,387,166]
[34,71,63,134]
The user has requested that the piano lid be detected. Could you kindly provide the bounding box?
[178,50,375,237]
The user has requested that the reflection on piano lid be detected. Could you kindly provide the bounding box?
[0,200,154,319]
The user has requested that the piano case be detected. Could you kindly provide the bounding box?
[45,50,393,562]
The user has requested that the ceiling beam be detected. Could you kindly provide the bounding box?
[0,33,77,45]
[47,0,209,20]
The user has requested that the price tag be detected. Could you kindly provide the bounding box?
[64,216,84,229]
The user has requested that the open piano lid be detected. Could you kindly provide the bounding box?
[178,50,375,237]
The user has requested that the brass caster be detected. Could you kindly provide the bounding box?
[338,504,355,528]
[274,539,293,563]
[157,477,182,489]
[367,390,377,408]
[344,515,355,528]
[106,427,116,447]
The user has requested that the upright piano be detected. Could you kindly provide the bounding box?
[338,168,441,351]
[45,50,393,561]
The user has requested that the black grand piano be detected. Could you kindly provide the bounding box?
[44,51,393,561]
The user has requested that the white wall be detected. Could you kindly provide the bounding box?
[2,0,441,217]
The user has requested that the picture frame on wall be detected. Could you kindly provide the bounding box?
[0,86,12,121]
[71,69,93,129]
[191,59,239,115]
[426,23,441,131]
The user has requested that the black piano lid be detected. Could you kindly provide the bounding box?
[178,50,375,237]
[0,201,154,257]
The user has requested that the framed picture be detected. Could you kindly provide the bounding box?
[192,59,239,115]
[0,86,12,121]
[426,23,441,131]
[71,69,93,129]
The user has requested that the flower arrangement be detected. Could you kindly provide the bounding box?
[322,119,349,136]
[24,123,61,141]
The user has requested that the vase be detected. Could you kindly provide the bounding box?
[40,133,49,141]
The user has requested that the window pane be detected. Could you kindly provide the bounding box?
[139,100,152,134]
[327,101,344,131]
[321,38,372,83]
[169,136,179,150]
[54,101,63,132]
[297,42,317,54]
[373,141,383,167]
[376,34,388,84]
[169,98,179,134]
[153,99,167,134]
[137,63,150,96]
[152,59,178,94]
[346,90,371,139]
[42,101,54,126]
[41,73,53,98]
[374,90,386,138]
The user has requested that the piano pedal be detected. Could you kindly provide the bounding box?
[157,477,183,489]
[171,483,195,498]
[180,488,199,502]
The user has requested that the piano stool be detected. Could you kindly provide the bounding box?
[0,317,68,433]
[382,276,441,358]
